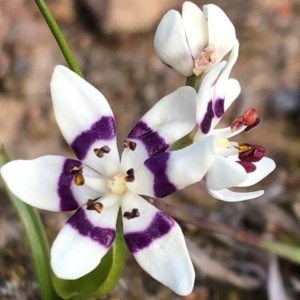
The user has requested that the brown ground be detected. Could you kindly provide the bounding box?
[1,0,300,299]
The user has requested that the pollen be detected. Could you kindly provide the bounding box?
[107,173,127,195]
[216,138,230,148]
[238,143,252,154]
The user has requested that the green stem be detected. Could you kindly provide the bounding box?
[34,0,83,77]
[0,148,60,300]
[186,74,203,92]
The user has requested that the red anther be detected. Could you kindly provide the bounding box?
[245,118,260,132]
[231,116,245,132]
[238,144,265,162]
[242,108,258,126]
[236,161,257,173]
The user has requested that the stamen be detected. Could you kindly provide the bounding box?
[231,116,244,132]
[123,208,140,219]
[236,161,256,173]
[238,144,265,162]
[245,118,260,132]
[94,146,111,158]
[87,199,103,213]
[238,143,252,154]
[74,174,85,186]
[125,168,135,182]
[193,44,217,76]
[123,140,137,151]
[70,166,85,186]
[242,108,258,126]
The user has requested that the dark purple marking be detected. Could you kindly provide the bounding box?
[128,121,168,156]
[236,161,256,173]
[200,101,214,134]
[239,144,265,163]
[71,116,116,161]
[67,208,115,248]
[58,159,82,211]
[144,152,177,198]
[214,98,224,118]
[124,211,174,253]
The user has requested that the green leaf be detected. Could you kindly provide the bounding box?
[52,219,127,299]
[0,147,60,300]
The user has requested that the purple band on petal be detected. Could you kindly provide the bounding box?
[214,98,224,118]
[58,159,82,211]
[144,152,177,198]
[124,211,174,253]
[200,100,214,134]
[71,116,116,160]
[68,208,115,248]
[128,121,168,156]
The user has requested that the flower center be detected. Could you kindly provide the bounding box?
[107,173,127,195]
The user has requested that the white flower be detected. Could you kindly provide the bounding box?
[154,2,236,76]
[0,66,224,296]
[193,56,276,201]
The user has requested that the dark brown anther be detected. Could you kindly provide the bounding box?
[123,208,140,219]
[123,140,137,151]
[74,174,85,186]
[125,168,135,182]
[71,166,85,186]
[94,146,111,158]
[87,199,103,213]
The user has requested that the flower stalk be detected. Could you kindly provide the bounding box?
[34,0,83,77]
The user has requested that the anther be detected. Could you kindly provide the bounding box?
[245,118,260,132]
[231,116,244,132]
[123,208,140,219]
[87,199,103,213]
[238,143,252,154]
[238,144,265,162]
[123,140,137,151]
[70,166,85,186]
[236,161,256,173]
[242,108,258,126]
[74,174,85,186]
[94,146,111,158]
[125,168,135,182]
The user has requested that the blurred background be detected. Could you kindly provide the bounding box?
[1,0,300,299]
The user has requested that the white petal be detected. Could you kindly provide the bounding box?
[206,186,264,201]
[51,66,119,176]
[51,200,119,280]
[197,62,226,135]
[124,86,197,170]
[121,193,195,296]
[213,40,239,103]
[224,78,241,112]
[182,1,208,59]
[129,135,216,198]
[154,10,194,76]
[0,156,102,211]
[238,157,276,187]
[203,4,236,62]
[205,156,247,190]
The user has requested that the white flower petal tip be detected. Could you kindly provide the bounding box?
[0,156,101,211]
[126,216,195,295]
[203,4,236,62]
[51,207,118,279]
[51,65,119,176]
[207,187,264,202]
[154,10,194,76]
[238,157,276,187]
